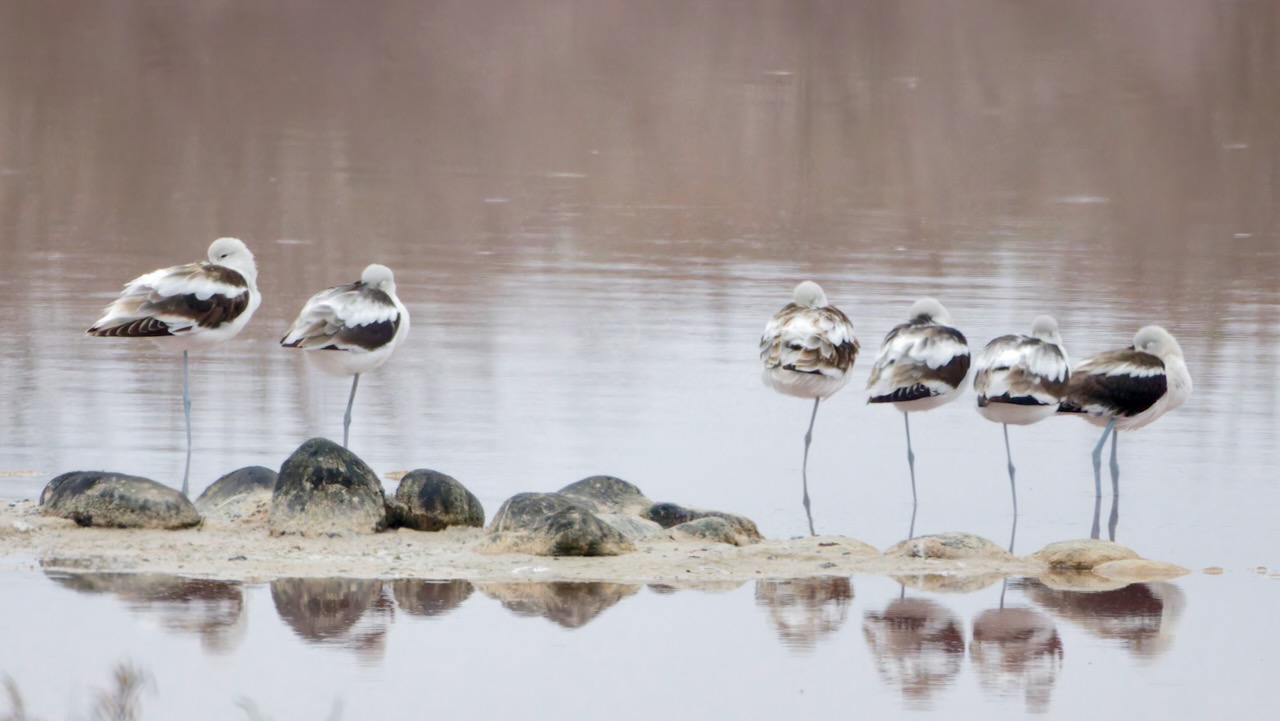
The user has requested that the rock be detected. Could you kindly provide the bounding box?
[390,469,484,532]
[883,532,1011,560]
[670,516,755,546]
[478,492,634,556]
[195,466,277,511]
[595,513,666,541]
[644,502,763,541]
[268,438,387,536]
[195,466,276,525]
[557,475,653,516]
[1091,559,1190,582]
[40,471,201,530]
[1030,539,1140,570]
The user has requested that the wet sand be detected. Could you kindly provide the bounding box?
[0,500,1188,586]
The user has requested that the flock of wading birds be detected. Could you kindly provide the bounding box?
[84,238,1193,524]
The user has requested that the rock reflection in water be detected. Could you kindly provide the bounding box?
[754,577,854,650]
[270,578,393,661]
[392,579,474,617]
[1011,579,1185,659]
[45,571,245,653]
[970,607,1063,713]
[862,598,965,709]
[476,582,639,629]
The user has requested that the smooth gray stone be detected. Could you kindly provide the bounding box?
[644,502,763,541]
[195,466,277,512]
[391,469,484,532]
[40,471,201,530]
[556,475,653,516]
[269,438,387,536]
[481,492,634,556]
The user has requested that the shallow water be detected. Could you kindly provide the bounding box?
[1,0,1278,715]
[2,569,1279,719]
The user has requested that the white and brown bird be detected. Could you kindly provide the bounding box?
[760,280,859,535]
[867,298,971,505]
[282,264,409,448]
[87,237,261,497]
[1058,325,1191,498]
[974,315,1070,513]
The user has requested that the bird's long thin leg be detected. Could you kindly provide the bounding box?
[1008,508,1018,554]
[343,373,361,449]
[1108,492,1120,542]
[907,501,918,541]
[1110,427,1121,497]
[904,412,917,505]
[1003,423,1017,516]
[1091,418,1116,498]
[1090,494,1102,540]
[181,350,192,499]
[800,397,820,536]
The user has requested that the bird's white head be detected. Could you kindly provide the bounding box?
[1030,315,1063,345]
[1133,325,1183,359]
[908,297,952,325]
[361,263,396,293]
[207,237,257,282]
[792,280,828,309]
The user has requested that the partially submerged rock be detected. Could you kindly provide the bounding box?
[883,532,1011,561]
[1030,539,1140,571]
[269,438,387,537]
[40,471,201,530]
[390,469,484,532]
[670,516,756,546]
[557,476,653,516]
[478,492,634,556]
[644,502,762,542]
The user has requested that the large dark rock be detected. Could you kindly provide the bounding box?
[644,502,763,541]
[269,438,387,536]
[479,492,634,556]
[390,469,484,532]
[557,475,653,516]
[40,471,201,529]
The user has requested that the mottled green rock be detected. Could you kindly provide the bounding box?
[391,469,484,531]
[644,502,762,541]
[269,438,387,536]
[480,492,634,556]
[40,471,201,530]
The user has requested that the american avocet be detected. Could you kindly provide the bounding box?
[87,237,261,497]
[867,298,971,505]
[1059,325,1191,498]
[281,264,409,448]
[760,280,859,535]
[974,315,1070,515]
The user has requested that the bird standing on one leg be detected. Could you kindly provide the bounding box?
[1059,325,1192,499]
[974,315,1070,515]
[760,280,859,535]
[281,264,409,448]
[87,237,261,498]
[866,298,971,508]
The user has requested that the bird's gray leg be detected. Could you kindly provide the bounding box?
[904,412,917,505]
[1091,418,1116,498]
[801,397,820,536]
[1090,494,1102,540]
[1110,427,1121,497]
[182,350,192,499]
[343,373,361,448]
[1003,423,1017,515]
[1108,492,1120,542]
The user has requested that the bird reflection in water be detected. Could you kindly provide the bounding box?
[476,582,639,629]
[270,578,394,662]
[754,577,854,650]
[970,606,1063,712]
[862,597,965,708]
[1010,578,1185,658]
[45,571,246,653]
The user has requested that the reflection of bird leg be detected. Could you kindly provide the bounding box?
[1090,494,1102,540]
[1110,427,1121,496]
[181,350,192,498]
[1003,423,1017,515]
[904,412,917,505]
[998,577,1008,609]
[1108,493,1120,542]
[1091,417,1116,497]
[801,398,820,536]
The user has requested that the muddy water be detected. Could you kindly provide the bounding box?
[0,1,1278,714]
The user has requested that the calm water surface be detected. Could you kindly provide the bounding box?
[1,0,1278,716]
